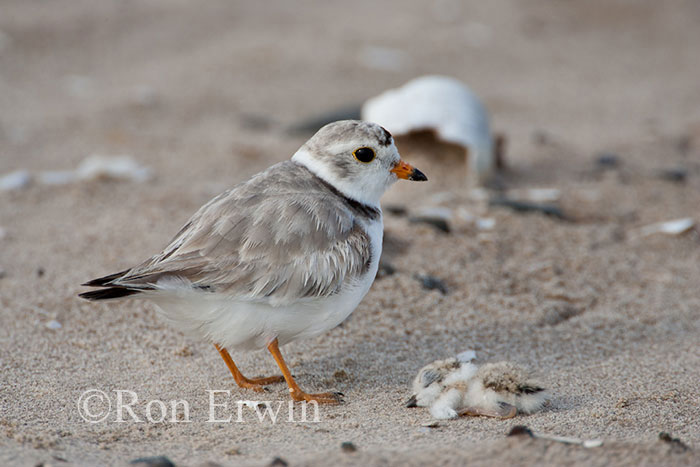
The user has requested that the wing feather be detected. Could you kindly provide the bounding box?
[111,161,376,306]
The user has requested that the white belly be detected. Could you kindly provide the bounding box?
[148,218,383,351]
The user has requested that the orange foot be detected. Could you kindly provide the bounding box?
[290,389,344,404]
[215,344,286,392]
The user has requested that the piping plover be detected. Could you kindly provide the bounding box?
[406,357,548,419]
[80,120,426,404]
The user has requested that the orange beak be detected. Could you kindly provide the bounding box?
[390,160,428,181]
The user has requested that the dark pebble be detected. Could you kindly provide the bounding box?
[507,425,534,437]
[409,216,450,233]
[489,198,567,220]
[384,204,408,216]
[269,457,289,467]
[341,441,357,453]
[415,274,448,295]
[539,305,582,327]
[376,261,396,279]
[130,456,175,467]
[657,167,687,183]
[659,432,689,453]
[37,267,45,277]
[595,153,621,168]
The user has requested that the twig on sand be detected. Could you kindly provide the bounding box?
[507,425,603,448]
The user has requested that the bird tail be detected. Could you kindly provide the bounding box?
[79,269,146,301]
[79,287,142,301]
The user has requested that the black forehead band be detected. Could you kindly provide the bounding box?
[379,126,393,146]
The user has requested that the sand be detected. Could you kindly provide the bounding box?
[1,0,699,465]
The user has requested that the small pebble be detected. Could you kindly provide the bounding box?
[130,456,175,467]
[519,188,561,203]
[410,216,450,233]
[384,204,408,216]
[659,432,689,452]
[476,217,496,230]
[340,441,357,453]
[507,425,534,437]
[376,261,396,278]
[583,439,604,448]
[595,153,621,168]
[37,267,45,277]
[489,198,566,220]
[421,421,440,428]
[0,170,32,191]
[415,274,448,295]
[46,320,62,330]
[268,457,288,467]
[657,168,687,183]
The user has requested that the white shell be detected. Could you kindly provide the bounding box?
[38,170,78,186]
[0,170,32,191]
[638,218,695,237]
[76,155,152,183]
[46,320,62,330]
[361,75,493,181]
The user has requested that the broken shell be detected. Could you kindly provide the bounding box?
[46,320,62,330]
[76,155,152,182]
[0,170,32,191]
[38,170,78,186]
[361,75,493,182]
[638,218,695,237]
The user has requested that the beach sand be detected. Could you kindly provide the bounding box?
[1,1,699,465]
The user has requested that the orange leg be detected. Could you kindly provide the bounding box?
[267,338,343,404]
[215,344,284,392]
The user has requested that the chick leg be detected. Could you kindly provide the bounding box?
[267,338,343,404]
[215,344,285,392]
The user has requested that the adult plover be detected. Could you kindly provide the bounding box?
[80,120,427,404]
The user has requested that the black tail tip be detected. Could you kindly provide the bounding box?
[79,288,141,301]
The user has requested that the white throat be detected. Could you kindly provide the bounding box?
[292,148,387,208]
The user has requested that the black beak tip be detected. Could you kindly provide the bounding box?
[409,168,428,182]
[405,395,418,408]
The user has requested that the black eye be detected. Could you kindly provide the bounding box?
[353,147,376,163]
